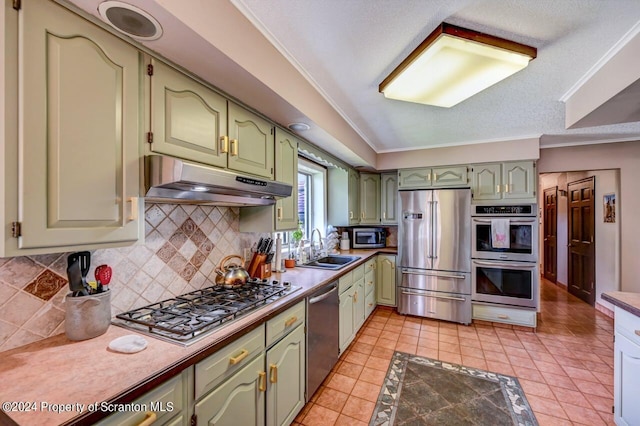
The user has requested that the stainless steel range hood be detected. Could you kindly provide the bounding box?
[144,155,292,206]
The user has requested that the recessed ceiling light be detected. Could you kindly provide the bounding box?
[288,122,311,131]
[98,1,163,41]
[379,23,536,108]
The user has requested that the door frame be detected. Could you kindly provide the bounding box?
[543,186,558,283]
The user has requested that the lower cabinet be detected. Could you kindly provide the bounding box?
[195,354,266,426]
[614,307,640,426]
[95,373,187,426]
[353,277,366,332]
[266,324,305,426]
[194,302,306,426]
[339,285,355,354]
[376,255,397,306]
[472,303,536,328]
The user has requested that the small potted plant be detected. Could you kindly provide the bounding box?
[286,224,304,267]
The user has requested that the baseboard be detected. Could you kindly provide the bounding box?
[595,302,614,319]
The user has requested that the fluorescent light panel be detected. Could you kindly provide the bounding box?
[379,23,536,108]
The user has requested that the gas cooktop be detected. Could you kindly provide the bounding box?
[113,279,301,346]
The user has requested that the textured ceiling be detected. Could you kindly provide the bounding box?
[65,0,640,165]
[232,0,640,151]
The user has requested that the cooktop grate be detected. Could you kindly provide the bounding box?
[114,280,299,345]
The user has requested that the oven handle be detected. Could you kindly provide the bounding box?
[401,270,466,280]
[401,290,467,302]
[308,285,337,304]
[472,218,536,224]
[472,260,537,269]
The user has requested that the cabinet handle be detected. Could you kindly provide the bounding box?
[220,135,229,153]
[353,292,358,303]
[361,211,365,219]
[269,364,278,383]
[382,212,386,220]
[230,139,239,156]
[368,303,373,307]
[127,197,139,222]
[497,314,509,319]
[284,316,297,327]
[136,412,157,426]
[427,173,431,181]
[259,371,267,392]
[349,211,354,219]
[277,207,283,221]
[368,281,373,286]
[229,349,249,365]
[635,330,640,337]
[433,172,437,181]
[496,184,501,193]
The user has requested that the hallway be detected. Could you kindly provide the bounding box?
[295,278,615,425]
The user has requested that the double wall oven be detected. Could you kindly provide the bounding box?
[471,205,539,309]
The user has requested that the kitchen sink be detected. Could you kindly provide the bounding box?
[298,255,361,270]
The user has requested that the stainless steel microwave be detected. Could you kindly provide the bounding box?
[352,228,386,248]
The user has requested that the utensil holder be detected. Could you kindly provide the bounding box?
[65,290,111,341]
[256,263,272,279]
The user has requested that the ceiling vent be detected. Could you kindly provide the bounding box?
[98,1,162,41]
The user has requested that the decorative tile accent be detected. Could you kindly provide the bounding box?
[0,204,245,352]
[23,270,67,301]
[370,351,538,426]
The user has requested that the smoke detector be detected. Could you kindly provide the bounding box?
[98,1,163,41]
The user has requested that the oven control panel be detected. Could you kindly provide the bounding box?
[473,205,534,216]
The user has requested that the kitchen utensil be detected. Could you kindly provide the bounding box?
[264,238,274,254]
[66,260,87,297]
[95,264,112,292]
[65,290,111,340]
[215,255,250,288]
[76,251,91,293]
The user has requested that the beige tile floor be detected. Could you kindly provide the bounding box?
[294,278,615,425]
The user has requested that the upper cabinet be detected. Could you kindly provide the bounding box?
[380,173,398,224]
[328,167,360,227]
[471,161,536,202]
[239,128,298,232]
[146,58,274,179]
[2,0,142,255]
[398,166,468,189]
[359,173,380,224]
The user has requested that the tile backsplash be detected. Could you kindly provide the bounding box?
[0,203,258,352]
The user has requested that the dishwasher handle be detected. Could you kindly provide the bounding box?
[308,285,337,304]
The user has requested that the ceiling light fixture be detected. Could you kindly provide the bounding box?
[288,122,311,131]
[98,1,163,41]
[379,23,536,108]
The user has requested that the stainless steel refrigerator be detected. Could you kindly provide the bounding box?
[397,188,472,324]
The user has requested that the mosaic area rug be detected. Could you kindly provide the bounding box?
[370,352,538,426]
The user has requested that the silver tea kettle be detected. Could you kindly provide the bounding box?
[215,255,250,288]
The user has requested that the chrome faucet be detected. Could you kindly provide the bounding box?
[310,228,324,259]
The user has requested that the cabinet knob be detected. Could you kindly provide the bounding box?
[497,314,509,319]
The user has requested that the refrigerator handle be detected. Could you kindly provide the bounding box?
[426,201,433,259]
[432,201,438,259]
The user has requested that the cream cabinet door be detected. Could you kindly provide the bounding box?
[339,286,355,354]
[377,255,397,306]
[266,324,305,426]
[359,173,380,224]
[148,58,228,168]
[348,169,360,225]
[274,129,299,230]
[471,163,502,201]
[195,354,266,426]
[432,166,468,187]
[19,0,140,250]
[353,278,366,331]
[381,173,398,224]
[502,161,535,200]
[228,102,274,179]
[398,167,432,189]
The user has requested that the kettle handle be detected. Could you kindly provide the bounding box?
[219,254,245,269]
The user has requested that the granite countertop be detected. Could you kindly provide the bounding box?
[602,291,640,317]
[0,248,396,426]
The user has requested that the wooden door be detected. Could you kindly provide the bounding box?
[543,186,558,283]
[567,177,595,305]
[20,0,141,250]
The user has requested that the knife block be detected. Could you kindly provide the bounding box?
[65,290,111,341]
[255,263,272,280]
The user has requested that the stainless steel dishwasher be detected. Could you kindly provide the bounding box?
[306,280,339,401]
